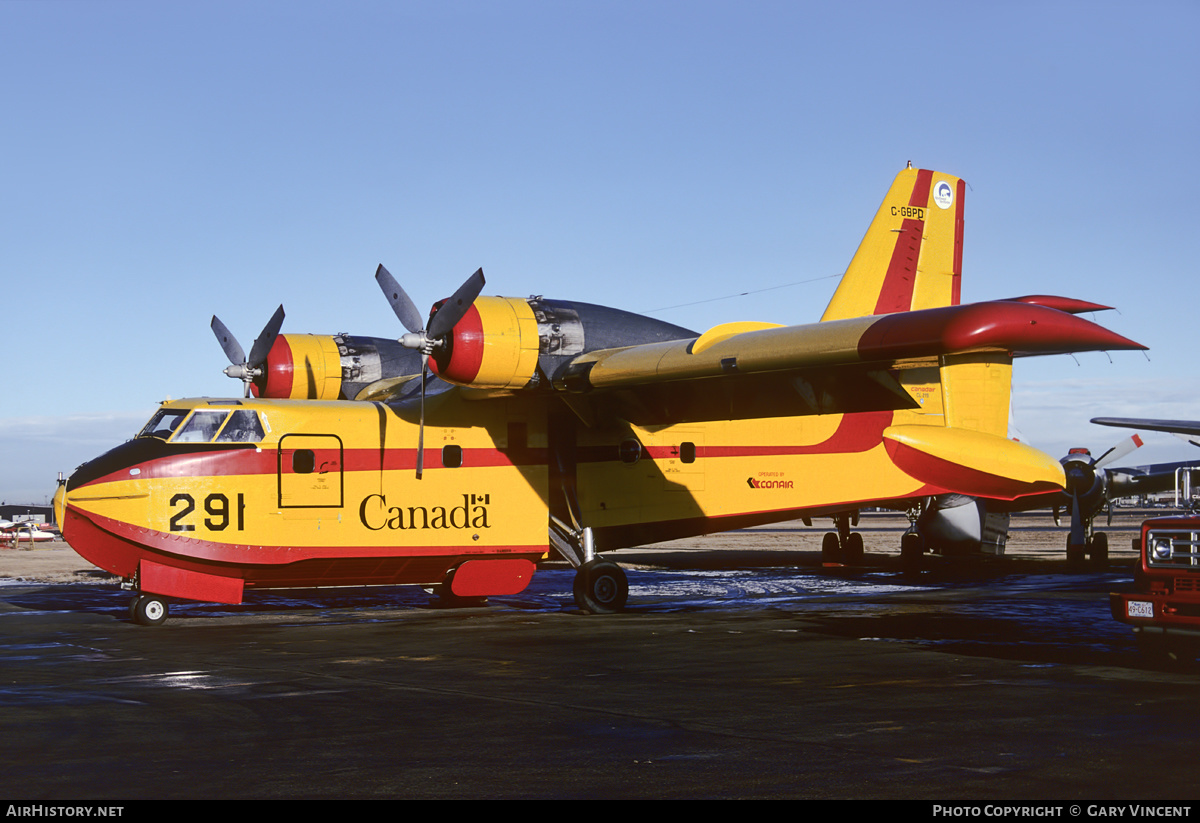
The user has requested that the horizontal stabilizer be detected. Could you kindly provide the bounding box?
[883,425,1066,500]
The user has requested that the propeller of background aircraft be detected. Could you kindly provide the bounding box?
[374,264,485,478]
[210,305,286,398]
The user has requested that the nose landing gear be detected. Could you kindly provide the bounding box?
[129,594,169,626]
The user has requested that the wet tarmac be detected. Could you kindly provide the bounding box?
[1,549,1197,799]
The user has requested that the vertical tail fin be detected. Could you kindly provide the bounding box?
[821,167,965,321]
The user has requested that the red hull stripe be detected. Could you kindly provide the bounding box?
[69,504,545,565]
[63,507,544,594]
[638,410,894,461]
[74,411,898,490]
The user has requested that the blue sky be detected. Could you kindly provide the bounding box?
[1,0,1197,505]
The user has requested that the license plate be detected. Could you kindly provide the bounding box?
[1127,600,1155,618]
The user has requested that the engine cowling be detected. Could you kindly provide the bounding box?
[245,298,698,398]
[428,296,697,391]
[253,334,418,400]
[257,334,343,400]
[428,297,542,390]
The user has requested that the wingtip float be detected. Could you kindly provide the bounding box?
[57,166,1145,624]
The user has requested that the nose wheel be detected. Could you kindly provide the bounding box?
[129,594,169,626]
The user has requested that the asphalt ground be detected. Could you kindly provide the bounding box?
[1,511,1197,801]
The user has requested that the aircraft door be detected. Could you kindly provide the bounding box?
[278,434,344,508]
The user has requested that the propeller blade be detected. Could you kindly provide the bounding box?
[416,355,428,480]
[1093,433,1144,470]
[428,268,485,339]
[374,264,484,479]
[246,305,286,368]
[211,316,246,367]
[212,306,285,397]
[375,265,425,334]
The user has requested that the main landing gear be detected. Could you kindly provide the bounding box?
[550,521,630,614]
[1067,531,1108,567]
[573,558,629,614]
[128,594,169,626]
[821,512,864,566]
[900,506,925,575]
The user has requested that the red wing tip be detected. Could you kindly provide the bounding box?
[1001,295,1114,314]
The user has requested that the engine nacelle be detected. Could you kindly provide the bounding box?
[257,334,343,400]
[429,296,697,390]
[246,298,697,397]
[1061,448,1106,516]
[254,334,418,400]
[429,297,543,390]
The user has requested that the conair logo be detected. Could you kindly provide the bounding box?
[747,478,794,489]
[933,180,954,210]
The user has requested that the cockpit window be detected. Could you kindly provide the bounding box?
[138,409,189,440]
[215,409,265,443]
[172,411,229,443]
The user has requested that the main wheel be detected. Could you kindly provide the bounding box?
[132,595,168,626]
[821,532,840,564]
[573,559,629,614]
[844,532,865,566]
[901,532,924,575]
[1089,532,1109,568]
[1066,536,1086,564]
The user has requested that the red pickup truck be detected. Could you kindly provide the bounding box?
[1111,514,1200,662]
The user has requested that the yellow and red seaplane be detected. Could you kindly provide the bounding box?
[55,166,1143,624]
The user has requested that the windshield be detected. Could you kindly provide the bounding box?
[173,411,229,443]
[138,409,189,440]
[215,409,266,443]
[137,407,266,444]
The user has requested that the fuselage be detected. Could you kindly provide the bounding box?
[57,382,962,603]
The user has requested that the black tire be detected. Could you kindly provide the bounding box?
[1066,536,1086,564]
[128,595,143,620]
[573,559,629,614]
[844,532,864,566]
[1089,532,1109,568]
[133,595,168,626]
[821,532,840,564]
[901,532,923,575]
